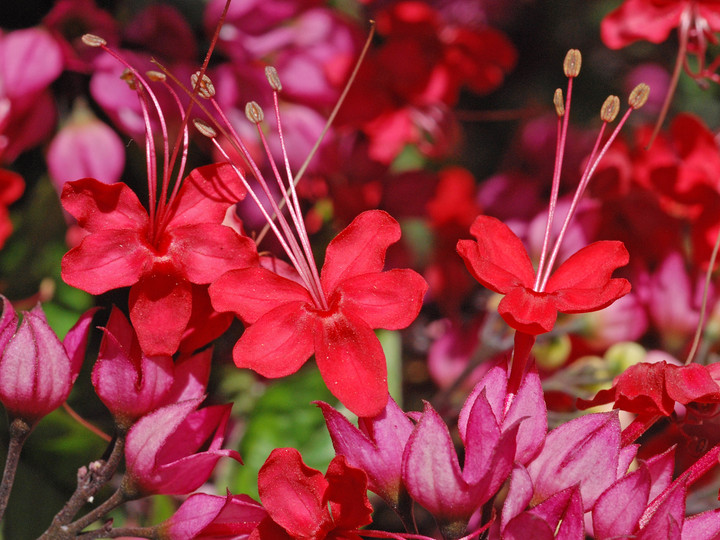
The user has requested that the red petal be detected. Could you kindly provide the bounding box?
[320,210,401,294]
[612,362,674,416]
[61,178,148,233]
[325,455,373,531]
[258,448,329,538]
[456,215,535,294]
[664,363,720,405]
[336,269,427,330]
[314,309,388,417]
[169,163,246,228]
[600,0,684,49]
[209,267,313,324]
[233,302,315,378]
[498,287,557,335]
[62,229,151,294]
[170,224,258,284]
[129,275,192,356]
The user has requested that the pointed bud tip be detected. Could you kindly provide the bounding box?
[628,83,650,109]
[265,66,282,92]
[553,88,565,117]
[563,49,582,78]
[193,119,217,138]
[600,95,620,122]
[81,34,106,47]
[245,101,264,124]
[191,72,215,99]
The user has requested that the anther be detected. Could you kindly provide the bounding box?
[265,66,282,92]
[190,72,215,99]
[81,34,106,47]
[553,88,565,117]
[193,119,217,138]
[600,95,620,122]
[628,83,650,109]
[563,49,582,78]
[120,69,138,90]
[245,101,264,124]
[146,71,166,82]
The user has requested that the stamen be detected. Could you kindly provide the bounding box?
[81,33,106,47]
[190,72,215,99]
[120,69,138,90]
[245,101,264,124]
[265,66,282,92]
[600,95,620,122]
[628,83,650,109]
[193,118,218,139]
[146,71,167,82]
[563,49,582,78]
[553,89,564,117]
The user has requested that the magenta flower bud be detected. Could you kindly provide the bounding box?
[160,492,266,539]
[0,297,94,426]
[316,396,414,512]
[124,397,242,496]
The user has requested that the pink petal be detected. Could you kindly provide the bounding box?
[170,224,258,284]
[461,389,500,485]
[209,267,313,324]
[0,29,62,98]
[593,465,651,539]
[320,210,401,294]
[637,481,686,540]
[258,448,329,537]
[168,493,266,538]
[62,229,151,294]
[314,309,388,417]
[501,465,535,531]
[456,215,536,293]
[0,296,17,352]
[682,508,720,539]
[233,302,315,378]
[335,269,427,330]
[129,275,192,356]
[61,178,149,233]
[164,348,212,404]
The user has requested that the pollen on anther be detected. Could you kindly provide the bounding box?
[146,70,166,82]
[628,83,650,109]
[265,66,282,92]
[190,72,215,99]
[120,69,138,90]
[193,119,218,138]
[245,101,264,124]
[563,49,581,78]
[81,34,106,47]
[553,88,565,117]
[600,95,620,122]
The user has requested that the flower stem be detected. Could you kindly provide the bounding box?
[0,418,32,521]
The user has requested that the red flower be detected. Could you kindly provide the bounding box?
[61,163,258,356]
[209,210,427,417]
[456,215,631,335]
[251,448,373,540]
[0,168,24,249]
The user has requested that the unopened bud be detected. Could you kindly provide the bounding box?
[81,34,106,47]
[563,49,582,78]
[146,70,166,82]
[628,83,650,109]
[191,72,215,99]
[553,88,565,117]
[600,95,620,122]
[193,119,217,138]
[245,101,264,124]
[265,66,282,91]
[120,69,138,90]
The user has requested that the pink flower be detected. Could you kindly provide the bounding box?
[123,397,241,496]
[251,448,372,539]
[210,210,427,417]
[0,297,94,426]
[91,307,211,428]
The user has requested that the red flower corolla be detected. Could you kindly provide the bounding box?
[251,448,372,540]
[91,306,212,429]
[62,163,257,356]
[0,297,95,426]
[0,168,23,249]
[210,210,427,417]
[123,397,241,496]
[577,360,720,417]
[457,214,631,335]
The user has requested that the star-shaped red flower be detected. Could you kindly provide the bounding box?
[456,215,631,335]
[61,163,258,356]
[209,210,427,417]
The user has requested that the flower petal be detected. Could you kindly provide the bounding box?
[456,215,536,293]
[593,465,651,539]
[233,302,315,378]
[498,287,557,335]
[325,455,373,531]
[314,310,388,417]
[336,268,427,330]
[320,210,401,294]
[209,267,313,324]
[600,0,684,49]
